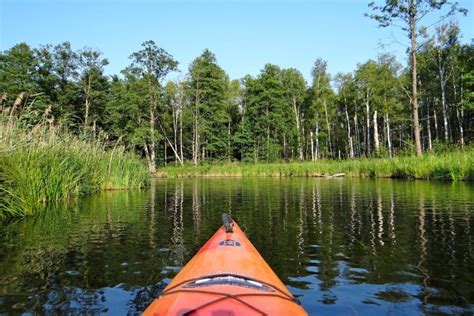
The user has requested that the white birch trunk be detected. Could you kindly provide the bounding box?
[373,110,380,155]
[180,109,183,162]
[293,97,303,161]
[365,90,371,157]
[323,100,332,156]
[315,121,320,160]
[438,50,449,141]
[426,103,432,152]
[354,113,361,158]
[149,109,157,174]
[385,113,392,157]
[344,102,354,159]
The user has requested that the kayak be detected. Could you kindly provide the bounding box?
[143,214,308,315]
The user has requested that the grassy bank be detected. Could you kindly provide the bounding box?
[158,149,474,181]
[0,125,149,218]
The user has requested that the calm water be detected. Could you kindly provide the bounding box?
[0,179,473,315]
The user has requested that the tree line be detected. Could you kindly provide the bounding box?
[1,23,472,172]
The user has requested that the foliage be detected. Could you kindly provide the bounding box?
[157,147,474,181]
[0,19,472,170]
[0,123,148,219]
[188,49,230,161]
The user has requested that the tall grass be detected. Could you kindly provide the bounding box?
[158,148,474,181]
[0,124,149,218]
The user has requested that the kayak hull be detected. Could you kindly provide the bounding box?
[143,221,307,315]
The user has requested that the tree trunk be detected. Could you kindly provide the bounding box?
[172,107,178,165]
[354,113,361,158]
[92,119,96,139]
[84,96,90,127]
[385,113,392,157]
[193,89,200,166]
[293,97,303,161]
[373,110,380,156]
[433,109,439,140]
[84,75,92,128]
[144,143,156,174]
[192,122,195,165]
[427,102,432,151]
[365,90,371,157]
[164,138,168,166]
[228,119,231,162]
[438,50,449,142]
[409,0,423,156]
[315,121,320,160]
[149,109,157,173]
[456,106,465,149]
[310,131,315,162]
[266,103,270,161]
[344,101,354,159]
[399,124,402,149]
[452,72,465,149]
[323,100,332,157]
[179,110,183,163]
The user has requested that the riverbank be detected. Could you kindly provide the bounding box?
[0,125,149,218]
[157,149,474,181]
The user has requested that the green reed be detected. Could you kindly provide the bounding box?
[0,124,149,218]
[158,149,474,181]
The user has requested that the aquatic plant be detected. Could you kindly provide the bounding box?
[0,124,149,218]
[158,148,474,181]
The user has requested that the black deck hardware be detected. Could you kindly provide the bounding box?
[222,213,234,233]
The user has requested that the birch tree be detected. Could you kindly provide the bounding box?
[282,68,307,160]
[367,0,467,156]
[128,40,178,172]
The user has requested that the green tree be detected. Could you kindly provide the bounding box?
[105,73,149,153]
[226,79,242,161]
[0,43,39,123]
[281,68,307,160]
[128,40,179,172]
[246,64,287,161]
[187,49,229,163]
[367,0,467,157]
[307,59,335,159]
[77,48,109,133]
[334,72,356,158]
[51,42,81,127]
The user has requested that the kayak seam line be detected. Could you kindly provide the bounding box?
[162,273,295,301]
[163,289,297,304]
[174,290,267,315]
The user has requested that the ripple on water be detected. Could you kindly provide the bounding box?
[1,179,473,315]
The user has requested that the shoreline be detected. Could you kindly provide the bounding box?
[155,151,474,182]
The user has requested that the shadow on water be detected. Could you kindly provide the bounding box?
[0,178,473,315]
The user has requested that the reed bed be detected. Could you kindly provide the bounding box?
[158,149,474,181]
[0,124,149,218]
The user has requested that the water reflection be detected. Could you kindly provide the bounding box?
[0,179,473,315]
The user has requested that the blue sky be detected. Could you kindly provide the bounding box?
[1,0,473,82]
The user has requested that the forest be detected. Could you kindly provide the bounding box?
[2,21,472,173]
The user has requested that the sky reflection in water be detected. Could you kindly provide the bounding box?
[0,178,473,315]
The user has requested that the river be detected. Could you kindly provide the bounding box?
[0,178,473,315]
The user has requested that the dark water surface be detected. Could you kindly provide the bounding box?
[0,179,473,315]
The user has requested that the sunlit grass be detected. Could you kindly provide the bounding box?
[158,148,474,181]
[0,124,149,218]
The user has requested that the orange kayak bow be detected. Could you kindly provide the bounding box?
[143,214,308,315]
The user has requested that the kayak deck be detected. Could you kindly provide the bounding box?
[143,215,307,315]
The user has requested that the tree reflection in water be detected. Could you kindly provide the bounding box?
[0,179,472,315]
